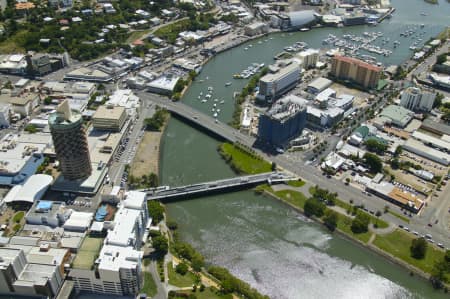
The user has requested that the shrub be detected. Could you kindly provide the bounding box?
[175,263,189,275]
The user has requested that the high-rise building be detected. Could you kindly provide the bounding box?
[69,191,148,296]
[330,55,381,89]
[400,87,436,112]
[257,61,300,102]
[297,49,319,69]
[49,100,91,180]
[258,95,307,148]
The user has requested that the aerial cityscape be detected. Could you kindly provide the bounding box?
[0,0,449,298]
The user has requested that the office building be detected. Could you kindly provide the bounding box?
[258,95,307,148]
[330,55,381,89]
[92,105,127,131]
[49,100,92,180]
[400,87,436,112]
[258,61,300,102]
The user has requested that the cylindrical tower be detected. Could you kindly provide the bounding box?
[49,100,92,180]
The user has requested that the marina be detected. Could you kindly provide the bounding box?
[233,62,265,79]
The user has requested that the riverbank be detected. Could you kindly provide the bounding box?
[130,109,170,185]
[257,184,449,291]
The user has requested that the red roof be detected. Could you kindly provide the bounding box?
[132,39,144,46]
[334,55,382,72]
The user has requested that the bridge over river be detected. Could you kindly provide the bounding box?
[139,172,296,201]
[136,92,256,145]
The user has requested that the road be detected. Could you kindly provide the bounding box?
[410,39,450,80]
[108,100,156,186]
[137,92,450,248]
[143,172,294,200]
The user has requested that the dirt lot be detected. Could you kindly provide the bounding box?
[330,83,371,108]
[130,131,161,178]
[401,152,448,177]
[385,166,434,195]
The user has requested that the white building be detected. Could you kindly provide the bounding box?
[3,174,53,204]
[106,89,140,117]
[147,75,180,96]
[69,191,148,296]
[297,49,319,69]
[257,61,300,102]
[0,103,11,127]
[25,200,72,227]
[0,54,28,74]
[0,247,65,298]
[400,87,436,112]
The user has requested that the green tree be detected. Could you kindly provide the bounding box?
[351,212,370,234]
[148,172,159,187]
[410,237,427,259]
[430,250,450,289]
[166,220,178,230]
[394,146,403,157]
[363,153,383,173]
[175,262,189,275]
[323,210,338,231]
[191,253,204,272]
[152,235,168,255]
[390,158,400,169]
[147,200,164,224]
[364,139,387,154]
[271,162,277,171]
[24,124,38,133]
[304,198,326,218]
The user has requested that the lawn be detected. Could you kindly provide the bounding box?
[219,143,272,174]
[287,180,306,188]
[12,211,25,223]
[72,237,104,269]
[0,30,27,53]
[167,263,197,288]
[140,271,157,297]
[274,190,308,210]
[309,186,389,229]
[173,288,232,299]
[337,214,373,244]
[154,19,191,43]
[126,29,152,43]
[373,229,445,274]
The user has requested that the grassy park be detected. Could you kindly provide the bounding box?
[140,272,158,297]
[167,263,197,287]
[373,229,446,274]
[218,143,272,174]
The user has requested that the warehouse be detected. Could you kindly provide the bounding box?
[403,139,450,166]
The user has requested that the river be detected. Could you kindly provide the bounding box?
[160,0,450,298]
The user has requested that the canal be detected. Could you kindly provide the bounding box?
[160,0,450,298]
